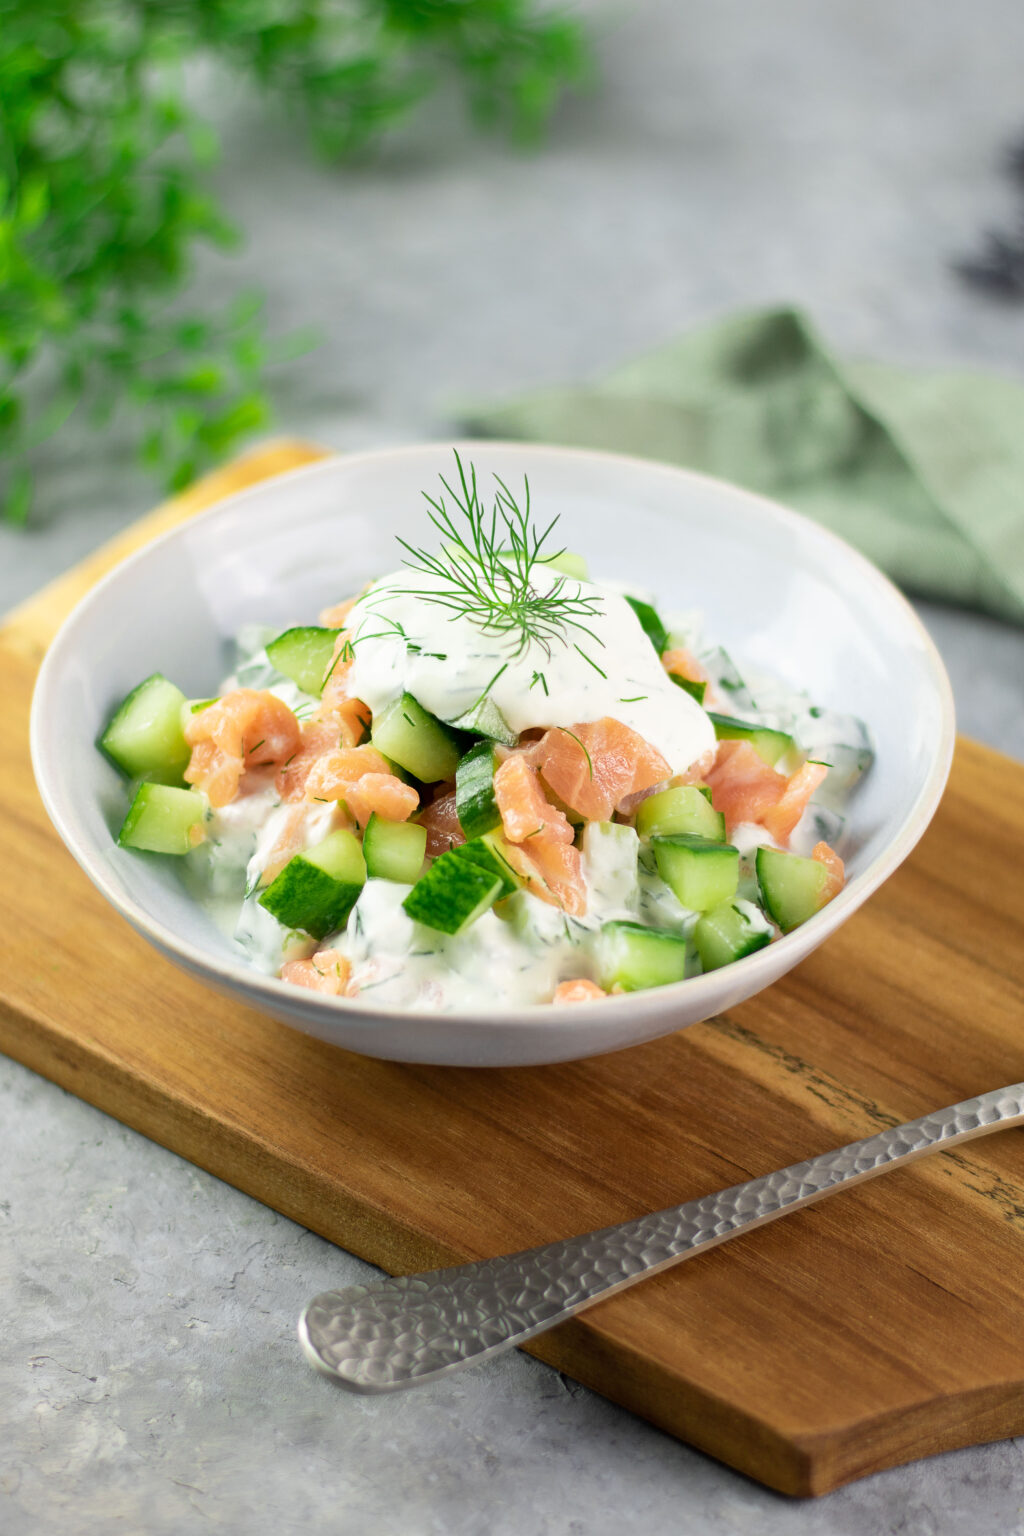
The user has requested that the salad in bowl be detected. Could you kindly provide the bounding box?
[97,455,871,1014]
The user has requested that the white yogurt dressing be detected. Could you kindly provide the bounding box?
[183,574,872,1014]
[340,880,596,1010]
[344,566,715,777]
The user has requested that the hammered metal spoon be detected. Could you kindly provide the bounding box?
[299,1082,1024,1393]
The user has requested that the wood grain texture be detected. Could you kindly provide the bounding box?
[5,444,1024,1497]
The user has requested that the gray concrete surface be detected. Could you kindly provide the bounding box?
[5,1,1024,1531]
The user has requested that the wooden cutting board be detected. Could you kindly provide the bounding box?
[5,441,1024,1498]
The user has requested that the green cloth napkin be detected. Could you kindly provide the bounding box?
[465,307,1024,625]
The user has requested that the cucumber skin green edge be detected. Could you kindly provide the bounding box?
[450,835,519,898]
[755,845,829,933]
[624,595,670,657]
[455,740,502,842]
[706,711,794,767]
[596,920,688,992]
[259,866,363,942]
[402,852,503,935]
[651,834,740,912]
[694,902,771,971]
[671,674,706,705]
[258,830,367,942]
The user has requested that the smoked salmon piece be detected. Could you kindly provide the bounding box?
[185,689,300,808]
[708,740,830,846]
[276,719,341,802]
[344,773,420,827]
[620,746,715,818]
[261,803,311,883]
[812,840,845,902]
[494,755,586,915]
[502,837,587,917]
[762,761,829,845]
[525,718,671,822]
[281,948,351,995]
[552,978,606,1004]
[494,753,575,845]
[305,744,391,797]
[417,789,465,857]
[304,745,419,827]
[706,740,788,836]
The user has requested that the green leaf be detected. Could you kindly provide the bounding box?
[16,175,50,232]
[168,457,199,493]
[184,119,219,166]
[181,364,224,395]
[0,0,590,524]
[4,465,33,526]
[196,393,270,453]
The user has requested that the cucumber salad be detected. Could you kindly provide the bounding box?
[98,455,872,1012]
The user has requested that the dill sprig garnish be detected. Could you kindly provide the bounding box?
[393,453,604,661]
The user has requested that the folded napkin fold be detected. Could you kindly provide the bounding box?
[465,307,1024,625]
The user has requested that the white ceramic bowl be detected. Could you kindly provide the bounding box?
[31,442,955,1067]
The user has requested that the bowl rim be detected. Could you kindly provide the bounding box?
[30,438,957,1031]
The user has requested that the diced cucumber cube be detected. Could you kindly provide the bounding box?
[402,851,503,935]
[636,785,725,842]
[756,845,830,933]
[266,626,339,696]
[99,673,191,784]
[671,674,706,705]
[694,900,772,971]
[455,740,502,840]
[624,595,670,656]
[450,833,520,898]
[447,696,517,747]
[117,783,208,855]
[652,834,739,912]
[541,550,589,580]
[362,814,427,884]
[595,920,688,992]
[707,712,795,768]
[258,829,366,940]
[372,693,460,783]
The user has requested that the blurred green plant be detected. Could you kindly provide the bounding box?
[0,1,589,523]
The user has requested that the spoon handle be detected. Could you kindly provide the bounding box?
[300,1082,1024,1393]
